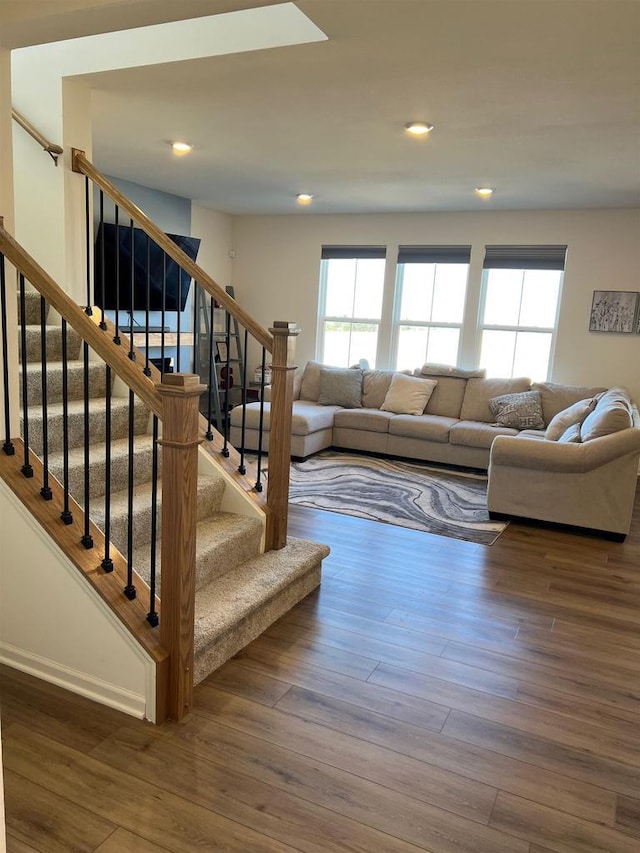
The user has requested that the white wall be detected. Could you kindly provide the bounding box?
[0,479,156,721]
[191,204,233,286]
[231,208,640,402]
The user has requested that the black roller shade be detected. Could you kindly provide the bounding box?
[397,245,471,264]
[321,246,386,260]
[483,245,567,270]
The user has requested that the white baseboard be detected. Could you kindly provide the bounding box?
[0,643,146,719]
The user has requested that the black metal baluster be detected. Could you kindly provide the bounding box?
[101,364,113,572]
[255,346,267,492]
[147,414,159,626]
[124,388,136,600]
[143,234,151,376]
[205,294,214,441]
[221,310,231,458]
[160,253,166,376]
[128,219,136,362]
[176,263,182,373]
[238,328,249,475]
[60,319,72,524]
[39,296,52,500]
[18,275,33,478]
[113,205,121,345]
[81,340,93,549]
[192,281,199,376]
[84,176,92,317]
[98,191,107,330]
[0,253,15,455]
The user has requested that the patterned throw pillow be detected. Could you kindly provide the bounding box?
[488,390,545,430]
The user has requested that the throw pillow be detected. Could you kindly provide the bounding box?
[558,423,582,443]
[317,367,363,408]
[488,390,545,430]
[544,397,597,441]
[380,374,437,416]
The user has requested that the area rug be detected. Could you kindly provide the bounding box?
[287,451,508,545]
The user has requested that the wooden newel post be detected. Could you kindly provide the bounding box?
[157,374,205,721]
[265,321,300,550]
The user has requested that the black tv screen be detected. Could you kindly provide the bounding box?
[94,222,201,312]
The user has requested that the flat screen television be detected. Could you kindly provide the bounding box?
[94,222,201,312]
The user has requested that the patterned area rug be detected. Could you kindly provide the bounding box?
[288,451,508,545]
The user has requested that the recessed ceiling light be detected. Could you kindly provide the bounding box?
[171,141,193,155]
[475,187,494,198]
[296,193,314,205]
[404,121,434,136]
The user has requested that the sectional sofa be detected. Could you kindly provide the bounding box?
[229,361,640,538]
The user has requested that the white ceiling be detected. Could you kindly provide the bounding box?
[3,0,640,215]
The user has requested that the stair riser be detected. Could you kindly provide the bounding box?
[20,362,108,407]
[24,400,150,455]
[49,443,160,503]
[18,291,46,326]
[95,477,226,555]
[194,525,263,591]
[19,327,83,363]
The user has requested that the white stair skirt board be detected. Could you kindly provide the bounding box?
[0,643,147,720]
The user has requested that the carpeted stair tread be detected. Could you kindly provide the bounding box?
[192,537,328,683]
[48,435,159,501]
[91,474,227,554]
[132,512,264,593]
[20,360,107,406]
[19,325,83,363]
[24,395,150,454]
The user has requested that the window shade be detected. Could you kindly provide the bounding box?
[321,246,386,260]
[397,245,471,264]
[483,245,567,270]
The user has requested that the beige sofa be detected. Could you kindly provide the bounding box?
[229,361,640,538]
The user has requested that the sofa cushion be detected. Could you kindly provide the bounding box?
[531,381,607,424]
[417,362,486,379]
[449,420,519,449]
[318,367,363,408]
[558,423,583,443]
[388,413,458,443]
[460,377,531,423]
[300,360,332,401]
[545,397,597,441]
[362,370,394,408]
[333,408,395,433]
[229,400,340,435]
[413,372,468,418]
[380,374,437,415]
[580,387,633,441]
[488,390,545,430]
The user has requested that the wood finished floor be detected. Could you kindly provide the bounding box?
[2,492,640,853]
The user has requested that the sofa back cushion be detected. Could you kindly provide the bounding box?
[460,377,531,423]
[580,387,633,441]
[531,381,607,425]
[362,369,395,408]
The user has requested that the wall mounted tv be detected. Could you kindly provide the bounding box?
[94,222,201,312]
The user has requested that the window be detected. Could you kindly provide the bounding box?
[393,246,470,371]
[317,246,385,367]
[479,245,566,381]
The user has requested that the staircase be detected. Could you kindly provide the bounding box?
[17,288,327,690]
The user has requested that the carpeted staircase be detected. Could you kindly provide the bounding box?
[18,290,327,685]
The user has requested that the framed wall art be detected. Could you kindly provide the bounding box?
[589,290,639,334]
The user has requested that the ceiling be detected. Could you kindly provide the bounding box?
[2,0,640,215]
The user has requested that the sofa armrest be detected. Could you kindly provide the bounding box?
[490,429,640,474]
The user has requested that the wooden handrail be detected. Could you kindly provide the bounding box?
[12,108,64,166]
[71,149,273,353]
[0,221,163,418]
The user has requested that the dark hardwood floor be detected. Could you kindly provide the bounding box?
[2,491,640,852]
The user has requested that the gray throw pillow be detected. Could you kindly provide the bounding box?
[317,368,363,408]
[488,390,545,430]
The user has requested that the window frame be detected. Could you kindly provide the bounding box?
[316,247,386,368]
[390,246,471,371]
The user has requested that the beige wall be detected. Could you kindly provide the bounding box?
[230,208,640,402]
